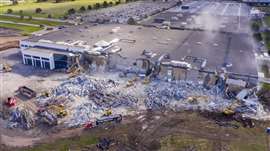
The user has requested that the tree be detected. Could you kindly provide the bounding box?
[67,8,76,15]
[79,6,86,12]
[35,8,42,14]
[11,0,18,5]
[115,0,120,5]
[109,1,113,6]
[87,5,92,10]
[7,9,13,14]
[19,10,23,14]
[103,1,108,8]
[94,3,101,9]
[127,17,136,25]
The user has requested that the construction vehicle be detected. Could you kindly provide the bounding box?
[17,86,36,99]
[223,100,240,116]
[103,109,112,116]
[5,97,16,107]
[47,104,67,118]
[96,114,122,126]
[125,77,138,87]
[69,67,83,78]
[142,76,151,85]
[0,63,12,72]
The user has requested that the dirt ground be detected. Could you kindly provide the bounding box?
[0,48,70,147]
[0,28,21,37]
[1,111,268,151]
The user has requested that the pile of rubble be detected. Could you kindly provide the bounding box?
[37,75,139,127]
[144,81,231,111]
[7,107,35,130]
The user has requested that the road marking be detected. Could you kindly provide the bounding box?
[221,3,229,16]
[238,3,241,30]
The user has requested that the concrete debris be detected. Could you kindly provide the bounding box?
[37,75,138,127]
[7,107,35,130]
[31,74,269,128]
[144,81,231,111]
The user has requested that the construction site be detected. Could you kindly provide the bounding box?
[1,0,270,150]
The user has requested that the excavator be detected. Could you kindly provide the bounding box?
[66,54,84,78]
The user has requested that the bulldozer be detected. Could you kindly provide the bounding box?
[103,109,112,116]
[48,104,68,118]
[223,100,240,116]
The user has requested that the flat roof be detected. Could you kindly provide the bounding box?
[24,24,257,75]
[23,47,73,56]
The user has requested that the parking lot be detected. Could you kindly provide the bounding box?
[142,1,251,34]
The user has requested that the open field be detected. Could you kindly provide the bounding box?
[0,15,64,26]
[0,22,43,34]
[0,0,117,18]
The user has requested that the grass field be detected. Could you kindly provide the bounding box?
[0,0,117,18]
[0,22,43,34]
[0,15,64,26]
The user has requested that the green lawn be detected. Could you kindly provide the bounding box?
[0,15,64,26]
[0,0,117,19]
[0,22,43,34]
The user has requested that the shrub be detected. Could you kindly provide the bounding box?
[67,8,76,15]
[103,1,108,8]
[253,33,263,41]
[7,9,13,14]
[35,8,42,14]
[87,5,92,10]
[79,6,86,12]
[109,1,113,6]
[94,3,101,9]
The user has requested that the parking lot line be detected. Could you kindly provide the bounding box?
[221,3,229,16]
[238,3,241,30]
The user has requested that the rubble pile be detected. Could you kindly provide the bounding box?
[37,75,139,127]
[7,107,35,130]
[144,81,231,111]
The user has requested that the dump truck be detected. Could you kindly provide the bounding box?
[96,114,122,126]
[17,86,36,99]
